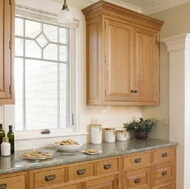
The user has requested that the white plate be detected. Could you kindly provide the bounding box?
[53,141,83,152]
[22,151,54,160]
[81,150,102,155]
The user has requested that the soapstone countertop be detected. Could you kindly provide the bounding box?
[0,138,178,174]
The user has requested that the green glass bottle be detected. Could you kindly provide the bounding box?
[0,124,5,154]
[7,125,14,154]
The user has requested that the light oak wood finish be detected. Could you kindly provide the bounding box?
[0,171,27,189]
[124,167,151,189]
[123,151,151,170]
[82,1,163,105]
[0,0,15,104]
[3,147,176,189]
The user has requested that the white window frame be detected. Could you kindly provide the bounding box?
[14,4,81,140]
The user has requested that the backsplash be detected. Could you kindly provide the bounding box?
[0,106,3,124]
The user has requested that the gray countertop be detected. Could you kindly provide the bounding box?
[0,138,178,174]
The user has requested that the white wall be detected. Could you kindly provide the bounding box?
[0,0,142,151]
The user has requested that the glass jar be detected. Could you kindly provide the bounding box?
[105,128,116,143]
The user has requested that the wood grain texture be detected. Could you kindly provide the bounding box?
[0,0,15,104]
[82,0,163,105]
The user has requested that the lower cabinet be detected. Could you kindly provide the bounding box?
[0,146,176,189]
[0,172,27,189]
[84,175,118,189]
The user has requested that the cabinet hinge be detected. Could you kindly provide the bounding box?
[9,0,11,5]
[9,85,11,94]
[9,40,11,50]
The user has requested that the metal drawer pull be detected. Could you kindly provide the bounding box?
[104,164,112,170]
[0,184,7,189]
[162,171,167,176]
[134,178,141,184]
[45,175,56,181]
[77,169,86,175]
[134,158,141,163]
[162,153,168,157]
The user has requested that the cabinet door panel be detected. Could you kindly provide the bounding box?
[105,19,133,101]
[133,27,159,104]
[0,174,25,189]
[152,161,176,187]
[0,0,14,103]
[85,175,118,189]
[124,167,151,189]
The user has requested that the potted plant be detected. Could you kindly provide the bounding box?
[123,118,158,140]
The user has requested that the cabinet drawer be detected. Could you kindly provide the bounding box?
[0,174,25,189]
[155,183,175,189]
[95,158,118,175]
[124,167,151,189]
[153,147,176,164]
[34,168,65,188]
[68,163,93,181]
[153,161,176,187]
[124,152,151,170]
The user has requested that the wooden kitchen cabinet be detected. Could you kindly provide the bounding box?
[0,171,27,189]
[29,157,120,189]
[82,1,163,105]
[84,175,118,189]
[0,0,15,104]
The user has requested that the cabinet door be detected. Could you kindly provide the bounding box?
[105,19,133,102]
[133,27,159,104]
[0,173,26,189]
[0,0,14,103]
[85,175,118,189]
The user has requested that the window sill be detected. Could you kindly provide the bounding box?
[15,129,88,141]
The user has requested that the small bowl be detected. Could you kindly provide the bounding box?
[53,141,83,152]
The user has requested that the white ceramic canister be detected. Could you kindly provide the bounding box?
[116,130,129,141]
[90,124,102,144]
[104,128,116,143]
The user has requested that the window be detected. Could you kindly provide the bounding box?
[14,15,74,131]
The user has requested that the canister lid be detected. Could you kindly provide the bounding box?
[90,124,102,127]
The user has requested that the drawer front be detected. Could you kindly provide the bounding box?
[95,158,118,175]
[153,147,176,164]
[156,183,175,189]
[124,167,151,189]
[153,161,175,187]
[124,152,151,170]
[68,163,93,181]
[34,168,65,188]
[0,175,25,189]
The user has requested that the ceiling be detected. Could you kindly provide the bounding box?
[50,0,190,14]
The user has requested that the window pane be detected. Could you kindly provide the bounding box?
[25,20,41,38]
[44,24,58,43]
[15,38,23,56]
[15,17,23,36]
[25,39,42,58]
[60,28,67,44]
[25,60,58,130]
[15,58,24,130]
[60,64,67,128]
[43,44,58,61]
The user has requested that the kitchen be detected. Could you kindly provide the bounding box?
[0,0,189,188]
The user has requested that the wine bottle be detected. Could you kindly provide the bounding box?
[7,125,14,154]
[0,124,5,154]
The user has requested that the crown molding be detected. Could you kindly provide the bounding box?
[144,0,190,15]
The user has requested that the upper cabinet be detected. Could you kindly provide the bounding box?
[0,0,15,104]
[82,1,163,105]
